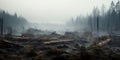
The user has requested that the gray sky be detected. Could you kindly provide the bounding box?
[0,0,118,24]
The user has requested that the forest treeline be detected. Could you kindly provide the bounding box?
[69,1,120,34]
[0,1,120,35]
[0,11,30,34]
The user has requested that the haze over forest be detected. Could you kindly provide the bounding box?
[0,0,120,34]
[0,0,118,23]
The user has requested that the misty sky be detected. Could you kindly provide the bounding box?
[0,0,118,24]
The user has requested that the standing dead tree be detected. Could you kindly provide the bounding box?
[0,17,3,35]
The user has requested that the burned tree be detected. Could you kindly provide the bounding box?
[0,17,3,35]
[96,16,99,36]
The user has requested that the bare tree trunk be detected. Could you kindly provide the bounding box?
[0,17,3,35]
[97,16,99,36]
